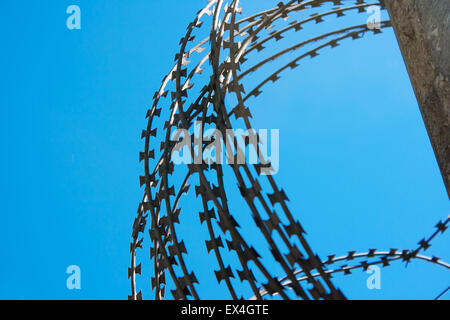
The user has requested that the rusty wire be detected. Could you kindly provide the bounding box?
[129,0,449,300]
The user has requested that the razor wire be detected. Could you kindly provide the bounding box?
[129,0,449,300]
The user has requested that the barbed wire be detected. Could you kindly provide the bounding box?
[253,215,450,298]
[130,0,448,300]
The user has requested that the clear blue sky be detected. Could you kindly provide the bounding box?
[0,0,448,300]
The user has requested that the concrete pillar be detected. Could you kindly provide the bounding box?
[385,0,450,198]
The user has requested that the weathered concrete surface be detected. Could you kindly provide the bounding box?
[386,0,450,198]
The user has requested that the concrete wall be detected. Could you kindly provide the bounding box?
[385,0,450,198]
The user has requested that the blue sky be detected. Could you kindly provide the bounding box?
[0,1,448,300]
